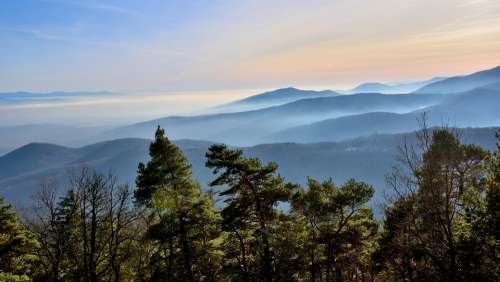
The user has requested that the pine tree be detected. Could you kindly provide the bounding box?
[0,197,39,282]
[29,184,81,282]
[136,126,221,281]
[291,178,376,281]
[206,144,293,282]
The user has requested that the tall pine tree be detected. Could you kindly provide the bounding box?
[136,126,221,281]
[206,144,293,282]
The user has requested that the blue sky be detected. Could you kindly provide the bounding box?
[1,0,500,92]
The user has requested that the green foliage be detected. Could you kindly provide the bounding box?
[136,126,222,281]
[291,179,377,281]
[374,129,500,281]
[206,144,295,282]
[0,197,39,282]
[4,126,500,281]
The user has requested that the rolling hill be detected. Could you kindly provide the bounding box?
[345,77,446,94]
[0,91,120,153]
[0,124,111,155]
[270,88,500,143]
[103,93,446,146]
[213,87,339,112]
[415,65,500,94]
[1,127,498,209]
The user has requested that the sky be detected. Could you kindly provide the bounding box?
[1,0,500,93]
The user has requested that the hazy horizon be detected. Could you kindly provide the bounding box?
[0,62,496,127]
[0,88,266,127]
[1,0,500,151]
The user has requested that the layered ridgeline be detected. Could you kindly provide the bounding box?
[270,87,500,143]
[0,91,119,154]
[104,93,446,145]
[0,124,111,155]
[415,65,500,94]
[212,87,339,112]
[1,127,498,206]
[342,77,446,94]
[2,65,500,205]
[99,65,500,146]
[2,65,499,151]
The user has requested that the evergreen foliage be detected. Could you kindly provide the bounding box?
[1,126,500,281]
[0,197,39,282]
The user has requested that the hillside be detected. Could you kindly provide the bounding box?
[346,77,445,94]
[270,88,500,143]
[214,87,338,112]
[0,124,110,154]
[104,93,446,146]
[2,127,498,207]
[415,65,500,94]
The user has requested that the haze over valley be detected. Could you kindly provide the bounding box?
[2,64,500,206]
[3,1,500,280]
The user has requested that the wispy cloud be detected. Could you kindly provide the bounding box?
[81,2,137,15]
[2,0,500,92]
[40,0,138,16]
[459,0,492,7]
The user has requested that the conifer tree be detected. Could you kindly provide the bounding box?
[136,126,221,281]
[0,197,39,282]
[30,184,80,282]
[206,144,293,282]
[291,178,376,281]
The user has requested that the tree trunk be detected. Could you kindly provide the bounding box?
[260,224,273,282]
[235,229,250,282]
[180,217,194,281]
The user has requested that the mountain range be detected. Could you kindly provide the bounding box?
[1,127,498,209]
[1,64,500,206]
[104,93,447,145]
[344,77,446,94]
[415,65,500,94]
[98,64,500,145]
[212,87,339,112]
[270,87,500,143]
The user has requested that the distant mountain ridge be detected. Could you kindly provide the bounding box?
[270,88,500,143]
[345,77,446,94]
[0,124,111,155]
[213,87,339,112]
[2,65,500,158]
[236,87,337,103]
[1,127,498,207]
[415,65,500,94]
[104,93,445,145]
[104,65,499,146]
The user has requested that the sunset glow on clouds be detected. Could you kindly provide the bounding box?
[1,0,500,92]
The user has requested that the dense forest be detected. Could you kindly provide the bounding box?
[1,125,500,282]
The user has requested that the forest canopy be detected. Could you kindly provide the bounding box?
[1,126,500,281]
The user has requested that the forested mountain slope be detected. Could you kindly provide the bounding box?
[1,127,497,206]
